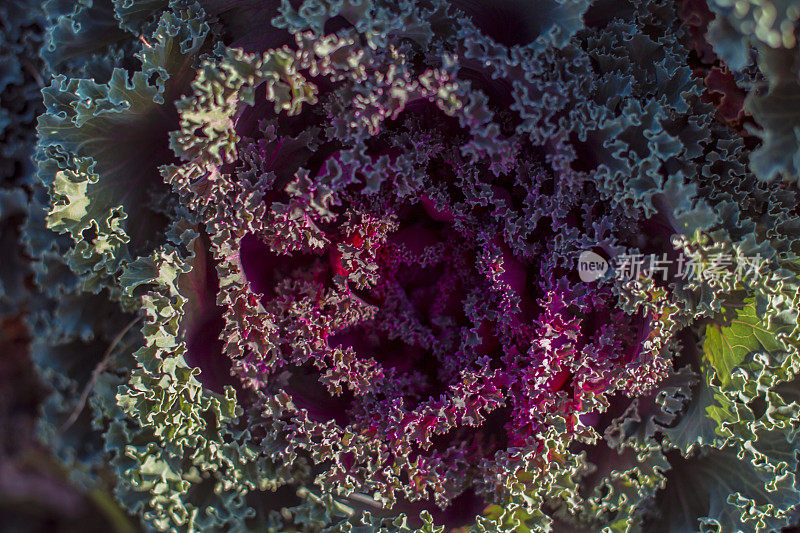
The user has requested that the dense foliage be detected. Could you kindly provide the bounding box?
[1,0,799,531]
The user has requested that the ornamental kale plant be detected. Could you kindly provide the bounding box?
[14,0,800,531]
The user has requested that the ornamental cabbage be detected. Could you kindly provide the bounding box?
[6,0,800,531]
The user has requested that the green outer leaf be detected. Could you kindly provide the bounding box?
[704,298,792,387]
